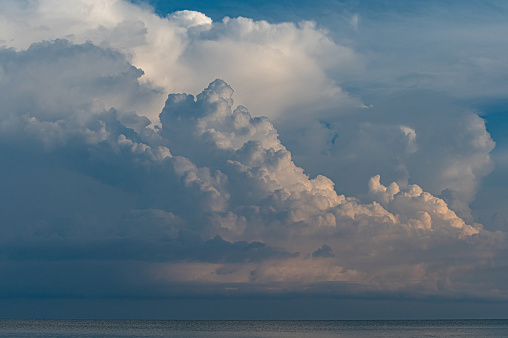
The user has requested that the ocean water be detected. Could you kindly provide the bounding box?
[1,319,508,337]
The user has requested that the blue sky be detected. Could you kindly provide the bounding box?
[1,0,508,319]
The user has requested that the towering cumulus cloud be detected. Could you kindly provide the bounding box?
[0,37,504,300]
[0,0,505,306]
[0,0,495,224]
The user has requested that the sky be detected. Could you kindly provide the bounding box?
[1,0,508,319]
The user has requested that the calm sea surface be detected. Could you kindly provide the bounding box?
[1,319,507,337]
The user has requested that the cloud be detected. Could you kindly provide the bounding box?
[282,92,495,224]
[1,0,495,228]
[0,0,363,121]
[0,39,161,144]
[350,14,359,31]
[0,1,506,304]
[329,1,508,102]
[312,244,335,258]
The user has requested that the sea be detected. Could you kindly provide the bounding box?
[1,319,508,337]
